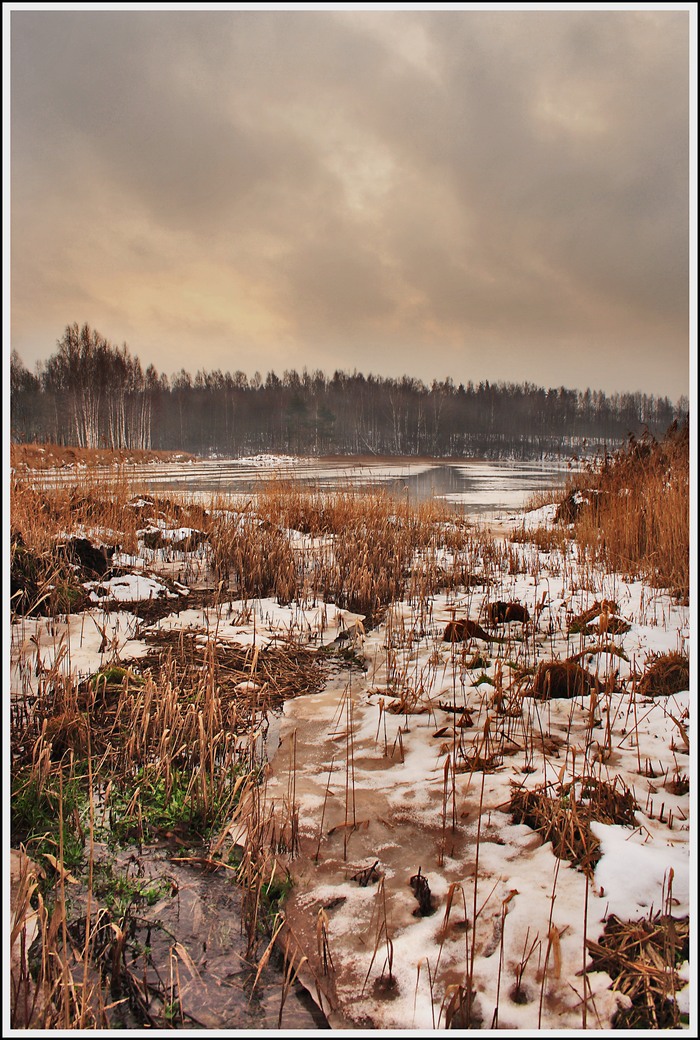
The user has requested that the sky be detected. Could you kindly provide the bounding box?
[6,3,695,402]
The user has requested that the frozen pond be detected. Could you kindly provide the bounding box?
[34,455,574,517]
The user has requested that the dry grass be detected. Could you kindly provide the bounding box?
[638,651,690,699]
[9,607,325,1028]
[585,912,689,1028]
[10,470,498,625]
[509,775,638,875]
[209,482,478,618]
[10,844,111,1029]
[10,475,212,618]
[10,441,195,471]
[564,421,689,594]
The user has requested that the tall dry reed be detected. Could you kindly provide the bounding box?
[567,421,689,594]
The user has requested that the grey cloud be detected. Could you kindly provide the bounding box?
[12,14,327,234]
[10,8,690,398]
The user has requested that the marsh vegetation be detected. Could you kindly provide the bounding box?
[9,422,690,1030]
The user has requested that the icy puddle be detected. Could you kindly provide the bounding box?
[40,842,330,1031]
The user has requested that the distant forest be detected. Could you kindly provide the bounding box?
[10,323,688,460]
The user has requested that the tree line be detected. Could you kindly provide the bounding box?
[10,323,688,460]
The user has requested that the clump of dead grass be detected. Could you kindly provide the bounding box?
[509,525,569,552]
[209,514,299,603]
[10,533,90,618]
[530,660,600,699]
[585,912,689,1029]
[509,776,637,874]
[209,483,480,618]
[10,473,215,618]
[638,651,690,698]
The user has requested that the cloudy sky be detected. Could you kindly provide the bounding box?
[8,5,693,400]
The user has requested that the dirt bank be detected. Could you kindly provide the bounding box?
[10,443,196,472]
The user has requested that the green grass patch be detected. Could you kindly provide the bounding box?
[11,769,87,876]
[89,665,144,690]
[106,763,246,845]
[91,861,171,916]
[261,871,293,917]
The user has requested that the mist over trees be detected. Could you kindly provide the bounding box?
[10,324,687,460]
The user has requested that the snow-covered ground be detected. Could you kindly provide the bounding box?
[263,576,691,1029]
[9,501,693,1032]
[231,453,301,467]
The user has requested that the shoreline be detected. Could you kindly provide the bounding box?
[10,442,585,474]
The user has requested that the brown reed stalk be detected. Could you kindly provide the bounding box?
[464,768,487,1027]
[314,753,336,863]
[582,863,591,1029]
[343,684,357,861]
[316,908,334,976]
[434,882,467,978]
[490,890,515,1028]
[57,764,71,1030]
[277,945,309,1028]
[439,754,451,868]
[360,876,394,995]
[538,852,563,1029]
[512,927,540,1005]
